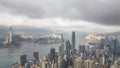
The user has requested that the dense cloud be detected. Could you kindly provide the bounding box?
[0,0,120,26]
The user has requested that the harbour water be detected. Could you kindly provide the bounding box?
[0,35,86,68]
[0,42,60,68]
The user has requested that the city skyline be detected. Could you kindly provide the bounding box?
[11,31,120,68]
[0,0,120,33]
[0,0,120,68]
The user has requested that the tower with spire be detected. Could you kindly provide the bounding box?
[8,26,13,46]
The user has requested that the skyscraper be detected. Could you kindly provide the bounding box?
[33,51,39,60]
[72,31,75,49]
[65,40,71,56]
[79,45,85,53]
[8,26,13,45]
[59,44,64,55]
[110,39,119,57]
[20,53,27,67]
[42,55,50,68]
[113,39,119,57]
[74,57,84,68]
[49,47,56,63]
[84,59,94,68]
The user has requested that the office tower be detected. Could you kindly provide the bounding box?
[61,34,64,42]
[99,55,107,68]
[33,51,39,60]
[58,54,73,68]
[8,26,13,45]
[20,53,27,67]
[57,55,62,68]
[89,60,94,68]
[94,62,99,68]
[100,50,105,56]
[62,55,69,68]
[84,60,89,68]
[71,48,76,55]
[112,39,120,57]
[65,40,71,56]
[51,61,58,68]
[95,49,100,59]
[57,55,70,68]
[53,63,58,68]
[110,39,120,57]
[113,39,117,57]
[102,55,105,65]
[68,56,73,67]
[59,44,64,55]
[27,60,32,68]
[42,62,50,68]
[85,45,89,52]
[42,55,50,68]
[12,35,21,45]
[72,31,75,49]
[50,47,56,63]
[79,45,85,53]
[74,57,84,68]
[84,59,94,68]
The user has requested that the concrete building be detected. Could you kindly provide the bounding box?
[74,57,84,68]
[59,44,64,55]
[20,53,27,67]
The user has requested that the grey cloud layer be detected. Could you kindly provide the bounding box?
[0,0,120,25]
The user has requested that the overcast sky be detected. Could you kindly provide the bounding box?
[0,0,120,32]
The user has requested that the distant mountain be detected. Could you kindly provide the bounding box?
[0,25,90,40]
[12,25,52,34]
[1,25,119,43]
[97,31,120,37]
[0,25,120,35]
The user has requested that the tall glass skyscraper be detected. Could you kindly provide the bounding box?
[65,40,71,56]
[72,31,75,49]
[9,26,13,45]
[49,47,56,63]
